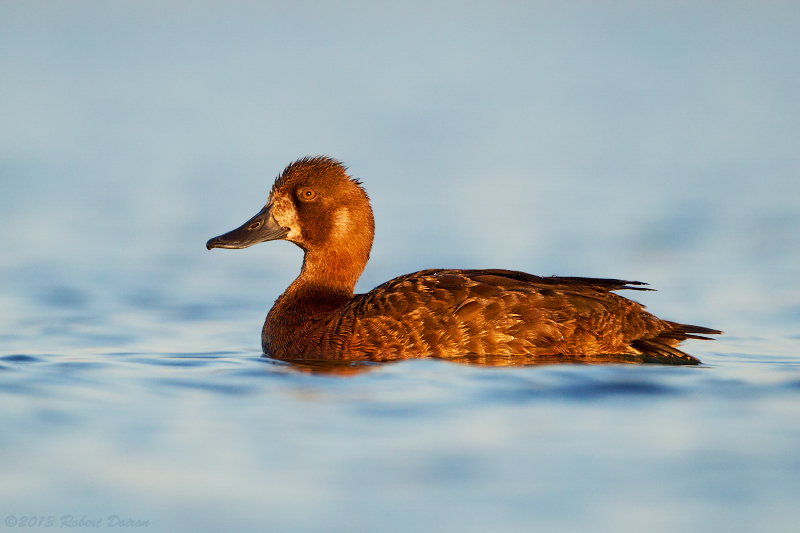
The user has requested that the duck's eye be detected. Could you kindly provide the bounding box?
[248,221,262,230]
[299,188,317,201]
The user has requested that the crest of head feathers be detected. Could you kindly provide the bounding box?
[272,156,368,199]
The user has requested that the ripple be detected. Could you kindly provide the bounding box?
[0,354,42,363]
[154,377,258,396]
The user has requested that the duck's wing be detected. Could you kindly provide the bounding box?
[456,270,722,364]
[455,268,653,293]
[321,269,718,364]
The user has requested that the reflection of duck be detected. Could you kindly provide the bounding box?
[207,156,720,365]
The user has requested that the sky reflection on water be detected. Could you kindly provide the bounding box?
[1,2,799,532]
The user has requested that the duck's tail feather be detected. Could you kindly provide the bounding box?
[631,338,701,365]
[631,322,722,365]
[661,322,723,341]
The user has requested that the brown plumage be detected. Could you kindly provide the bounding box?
[207,156,720,365]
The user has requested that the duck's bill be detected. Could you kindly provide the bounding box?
[206,204,289,250]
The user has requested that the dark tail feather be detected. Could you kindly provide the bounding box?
[632,322,721,365]
[631,339,701,366]
[661,322,723,341]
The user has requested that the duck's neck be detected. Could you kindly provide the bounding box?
[294,246,367,298]
[265,243,371,348]
[288,201,374,300]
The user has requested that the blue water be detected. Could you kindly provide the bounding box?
[2,3,799,532]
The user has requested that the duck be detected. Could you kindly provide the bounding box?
[207,156,720,365]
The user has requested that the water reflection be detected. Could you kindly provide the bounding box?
[268,352,696,376]
[266,357,386,375]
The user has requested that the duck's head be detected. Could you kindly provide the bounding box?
[207,156,375,288]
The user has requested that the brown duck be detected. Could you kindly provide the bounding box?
[207,156,720,365]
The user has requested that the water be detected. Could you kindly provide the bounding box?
[1,2,799,532]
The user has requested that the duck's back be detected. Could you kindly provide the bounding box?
[275,269,716,364]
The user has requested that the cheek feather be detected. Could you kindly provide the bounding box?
[271,196,303,241]
[330,207,351,242]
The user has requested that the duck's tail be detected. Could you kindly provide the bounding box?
[632,322,722,365]
[661,322,723,341]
